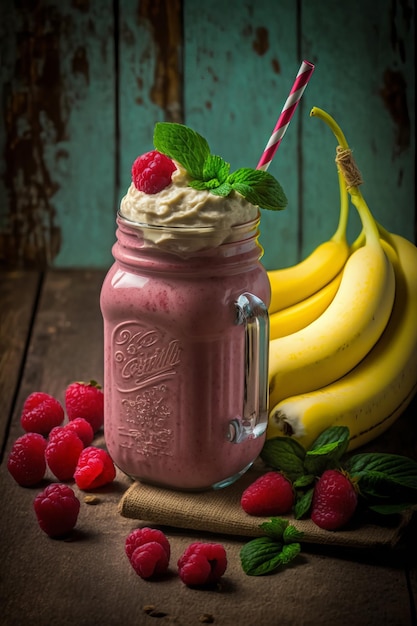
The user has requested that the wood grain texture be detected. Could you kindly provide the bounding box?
[184,0,415,269]
[0,0,118,269]
[300,0,415,258]
[0,271,415,626]
[0,0,415,270]
[0,271,41,458]
[117,0,183,202]
[5,270,106,443]
[183,0,301,268]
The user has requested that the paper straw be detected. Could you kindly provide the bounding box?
[257,60,315,171]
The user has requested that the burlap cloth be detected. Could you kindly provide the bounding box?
[119,463,414,549]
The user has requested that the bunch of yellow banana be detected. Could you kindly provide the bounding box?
[266,107,417,451]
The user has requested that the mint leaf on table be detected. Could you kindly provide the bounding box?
[154,122,210,179]
[260,436,306,481]
[240,537,284,576]
[240,517,303,576]
[294,487,315,520]
[259,517,289,539]
[369,502,416,515]
[293,474,315,489]
[300,426,350,476]
[283,524,304,544]
[345,452,417,505]
[308,426,350,457]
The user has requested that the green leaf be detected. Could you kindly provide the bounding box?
[279,542,301,565]
[240,535,301,576]
[209,182,233,196]
[260,437,306,481]
[346,453,417,500]
[259,517,289,539]
[189,179,211,190]
[283,525,304,544]
[303,426,350,475]
[369,502,415,515]
[293,474,315,489]
[304,442,344,475]
[294,487,314,520]
[154,122,210,179]
[346,453,417,504]
[228,168,288,210]
[309,426,350,454]
[202,154,230,183]
[240,517,303,576]
[154,123,287,209]
[240,537,284,576]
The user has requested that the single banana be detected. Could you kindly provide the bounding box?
[268,169,350,314]
[267,233,417,451]
[269,269,343,339]
[269,108,396,408]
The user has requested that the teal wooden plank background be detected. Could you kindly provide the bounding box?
[0,0,415,270]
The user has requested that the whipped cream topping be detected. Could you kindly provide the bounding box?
[119,166,259,252]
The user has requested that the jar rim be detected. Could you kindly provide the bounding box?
[117,210,261,235]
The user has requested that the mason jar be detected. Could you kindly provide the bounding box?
[100,212,270,490]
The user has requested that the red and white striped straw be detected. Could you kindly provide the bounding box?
[257,60,315,171]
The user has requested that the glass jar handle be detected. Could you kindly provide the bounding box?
[228,292,269,443]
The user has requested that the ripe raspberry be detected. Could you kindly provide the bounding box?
[7,433,47,486]
[131,150,176,194]
[130,542,169,579]
[34,483,80,537]
[73,446,116,490]
[64,417,94,447]
[45,428,84,481]
[65,380,104,433]
[20,392,64,436]
[311,469,358,531]
[177,543,227,586]
[125,527,171,562]
[241,471,294,516]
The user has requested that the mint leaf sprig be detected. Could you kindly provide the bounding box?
[153,122,288,211]
[261,426,417,519]
[240,518,303,576]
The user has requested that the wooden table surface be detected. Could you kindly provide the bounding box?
[1,269,416,626]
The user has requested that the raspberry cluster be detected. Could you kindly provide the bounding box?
[125,528,228,586]
[7,380,116,538]
[240,468,358,530]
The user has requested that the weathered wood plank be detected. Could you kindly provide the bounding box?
[0,0,117,269]
[0,269,416,625]
[183,0,300,270]
[0,0,414,271]
[5,270,106,447]
[0,271,41,457]
[117,0,183,201]
[301,0,416,255]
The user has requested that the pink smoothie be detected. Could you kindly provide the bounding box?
[100,216,270,490]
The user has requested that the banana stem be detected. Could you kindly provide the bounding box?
[350,222,398,255]
[310,107,349,150]
[310,107,381,247]
[333,169,349,244]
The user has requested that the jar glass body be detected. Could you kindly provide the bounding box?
[100,215,270,490]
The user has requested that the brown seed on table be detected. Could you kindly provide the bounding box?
[83,495,100,505]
